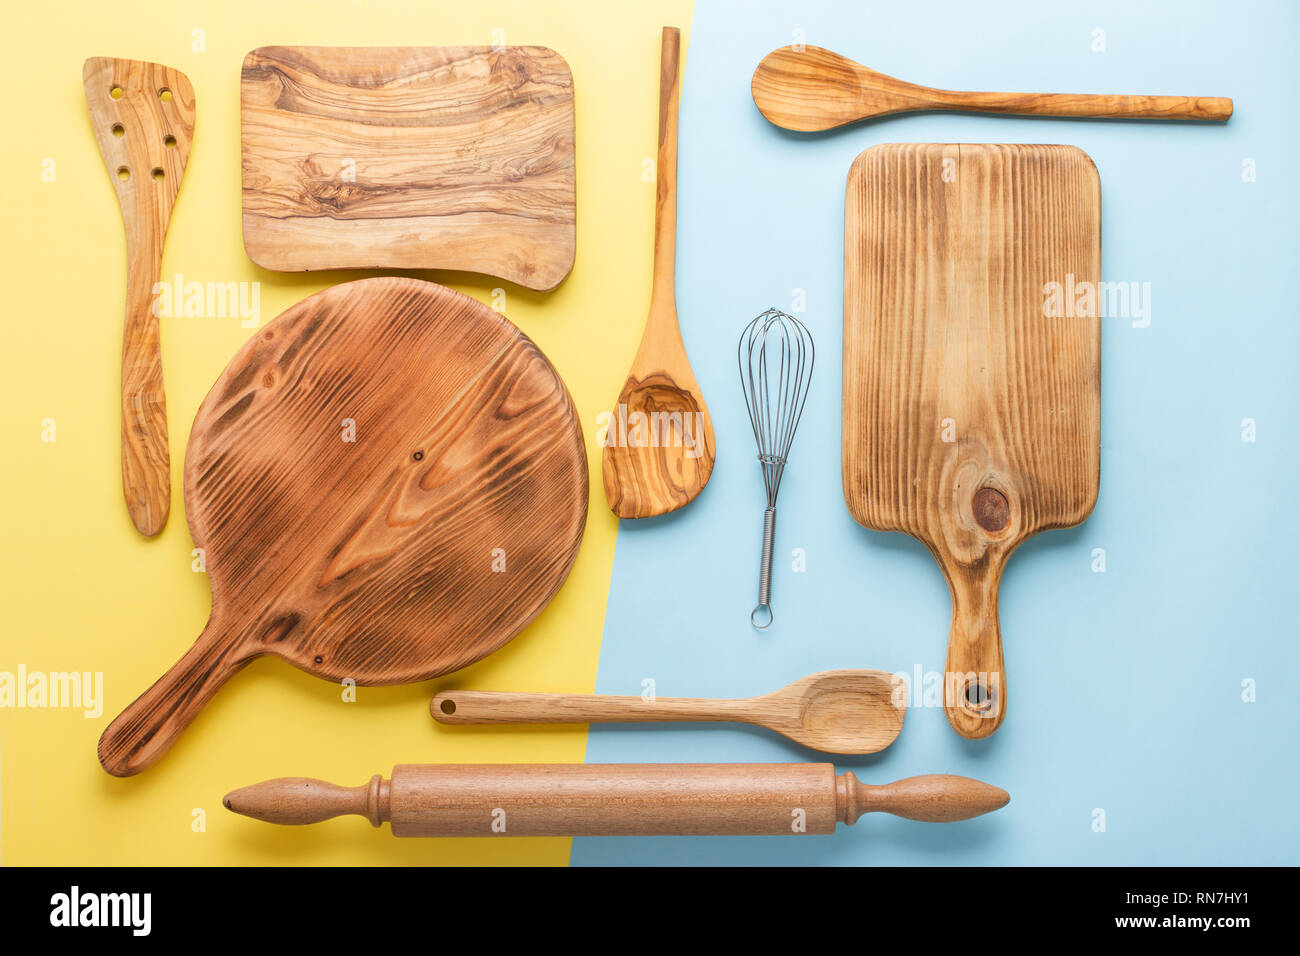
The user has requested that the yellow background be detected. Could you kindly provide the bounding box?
[1,0,691,865]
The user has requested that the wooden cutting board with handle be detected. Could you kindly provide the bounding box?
[240,46,575,291]
[843,143,1100,739]
[98,277,587,776]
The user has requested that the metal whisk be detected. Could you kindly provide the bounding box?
[738,308,814,629]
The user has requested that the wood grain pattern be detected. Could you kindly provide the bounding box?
[84,57,196,536]
[431,669,906,755]
[223,764,1010,836]
[240,46,576,291]
[602,27,715,518]
[843,144,1101,739]
[753,45,1233,131]
[98,277,587,776]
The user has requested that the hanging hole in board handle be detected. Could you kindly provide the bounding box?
[751,604,773,629]
[963,676,997,714]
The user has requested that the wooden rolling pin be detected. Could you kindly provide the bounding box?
[224,764,1009,837]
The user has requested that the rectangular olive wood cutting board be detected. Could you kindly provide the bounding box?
[241,46,576,291]
[842,143,1101,739]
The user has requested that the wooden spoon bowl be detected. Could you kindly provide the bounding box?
[759,670,906,752]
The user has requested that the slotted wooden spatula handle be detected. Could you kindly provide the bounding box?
[119,244,170,535]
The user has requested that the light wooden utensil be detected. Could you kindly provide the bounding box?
[752,45,1233,131]
[432,669,905,754]
[84,57,196,536]
[602,27,715,518]
[241,46,576,291]
[843,144,1101,739]
[224,764,1010,836]
[98,278,587,776]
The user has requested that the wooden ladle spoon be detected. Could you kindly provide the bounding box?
[432,669,906,755]
[752,45,1233,131]
[602,27,715,518]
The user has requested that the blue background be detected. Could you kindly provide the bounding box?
[575,0,1299,865]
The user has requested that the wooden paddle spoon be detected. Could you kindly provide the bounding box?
[752,45,1233,131]
[602,27,715,518]
[84,57,196,535]
[432,669,906,754]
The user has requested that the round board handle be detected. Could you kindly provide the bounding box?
[98,618,257,776]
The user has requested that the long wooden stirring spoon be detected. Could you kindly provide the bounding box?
[84,57,196,535]
[752,45,1233,132]
[432,669,906,755]
[602,26,715,518]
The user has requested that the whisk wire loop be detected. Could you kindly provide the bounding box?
[738,309,815,628]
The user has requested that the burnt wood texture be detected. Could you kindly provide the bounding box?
[98,277,588,776]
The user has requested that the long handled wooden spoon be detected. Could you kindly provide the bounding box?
[432,669,905,754]
[225,764,1009,836]
[84,57,196,535]
[752,45,1233,132]
[602,27,715,518]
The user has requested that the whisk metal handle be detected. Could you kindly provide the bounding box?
[752,506,777,629]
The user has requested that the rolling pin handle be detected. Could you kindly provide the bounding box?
[222,775,391,827]
[838,772,1010,824]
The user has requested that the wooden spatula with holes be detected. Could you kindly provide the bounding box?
[84,57,195,535]
[752,45,1232,131]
